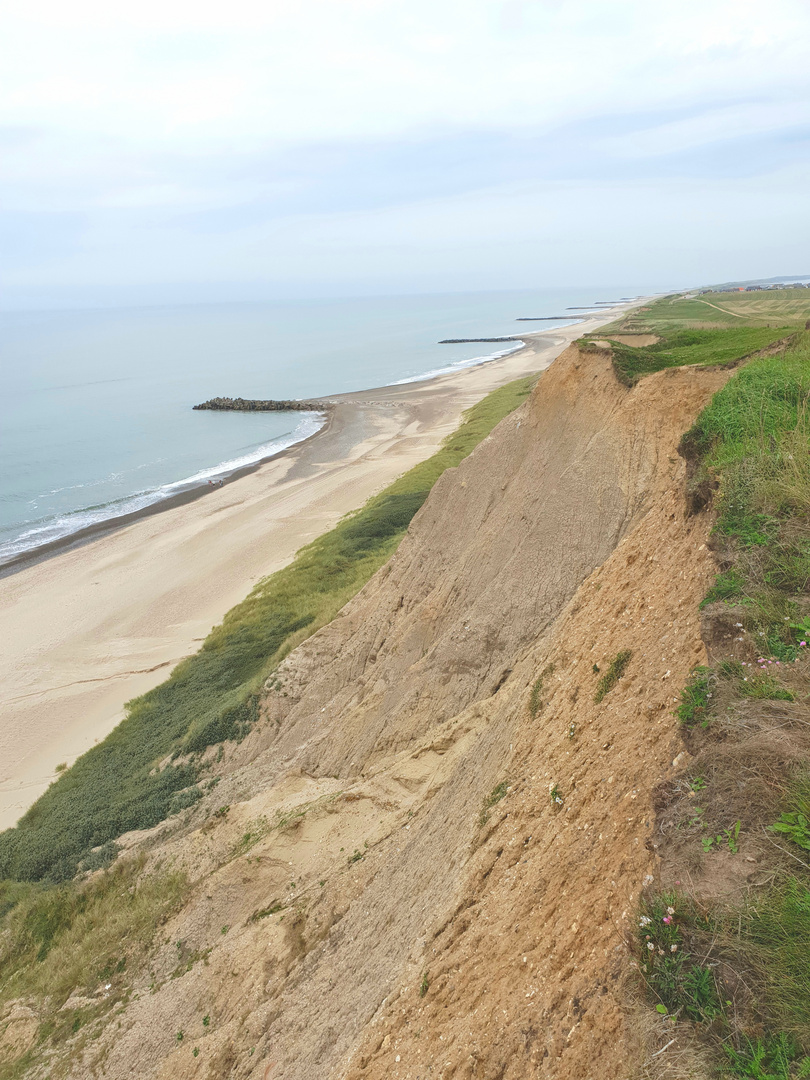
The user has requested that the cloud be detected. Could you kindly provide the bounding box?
[1,0,809,305]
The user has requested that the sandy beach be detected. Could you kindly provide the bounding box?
[0,309,629,828]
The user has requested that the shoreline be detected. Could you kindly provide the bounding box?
[0,337,539,579]
[0,302,638,829]
[0,412,335,580]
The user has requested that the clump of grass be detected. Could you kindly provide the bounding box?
[231,816,270,858]
[248,902,284,923]
[770,775,810,853]
[739,673,795,701]
[741,878,810,1044]
[528,663,555,718]
[701,568,748,607]
[686,338,810,655]
[479,781,509,827]
[593,650,632,703]
[420,971,429,997]
[677,661,794,729]
[723,1034,810,1079]
[0,374,536,885]
[640,332,810,1075]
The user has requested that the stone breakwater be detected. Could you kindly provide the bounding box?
[193,397,333,412]
[438,337,518,344]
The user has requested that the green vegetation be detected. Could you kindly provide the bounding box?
[0,857,188,1074]
[701,820,741,854]
[683,334,810,659]
[639,886,810,1075]
[723,1034,810,1080]
[0,374,536,885]
[593,649,632,703]
[603,327,792,386]
[607,290,810,333]
[702,567,748,607]
[676,660,795,729]
[676,666,715,726]
[479,780,509,826]
[637,893,722,1022]
[770,777,810,853]
[528,663,555,718]
[640,326,810,1076]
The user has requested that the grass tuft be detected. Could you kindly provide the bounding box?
[479,781,509,827]
[528,664,555,719]
[593,650,632,703]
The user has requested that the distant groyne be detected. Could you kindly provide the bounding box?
[193,396,333,412]
[438,336,518,344]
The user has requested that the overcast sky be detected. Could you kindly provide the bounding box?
[2,0,809,308]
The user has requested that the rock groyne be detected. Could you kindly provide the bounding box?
[438,336,518,343]
[193,396,333,412]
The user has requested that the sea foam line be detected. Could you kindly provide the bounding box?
[0,413,326,565]
[392,340,526,385]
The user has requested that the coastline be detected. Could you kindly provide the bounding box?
[0,305,635,829]
[0,339,537,578]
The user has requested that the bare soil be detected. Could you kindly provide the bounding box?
[16,346,734,1080]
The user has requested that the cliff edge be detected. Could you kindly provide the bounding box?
[7,345,733,1079]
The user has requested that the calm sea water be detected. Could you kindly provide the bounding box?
[0,288,635,564]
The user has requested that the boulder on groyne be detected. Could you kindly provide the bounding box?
[193,396,332,412]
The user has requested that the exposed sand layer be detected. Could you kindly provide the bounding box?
[0,312,624,829]
[24,339,729,1080]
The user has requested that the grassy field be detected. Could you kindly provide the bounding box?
[606,289,810,334]
[0,374,537,885]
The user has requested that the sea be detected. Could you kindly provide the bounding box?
[0,287,638,566]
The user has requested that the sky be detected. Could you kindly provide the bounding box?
[1,0,809,308]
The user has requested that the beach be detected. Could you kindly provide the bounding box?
[0,310,627,828]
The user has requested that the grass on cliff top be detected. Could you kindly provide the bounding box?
[607,289,810,334]
[638,333,810,1076]
[592,326,793,386]
[0,374,536,885]
[684,333,810,657]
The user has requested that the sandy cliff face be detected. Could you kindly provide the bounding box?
[50,347,730,1080]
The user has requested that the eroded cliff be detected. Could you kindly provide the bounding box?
[10,345,733,1079]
